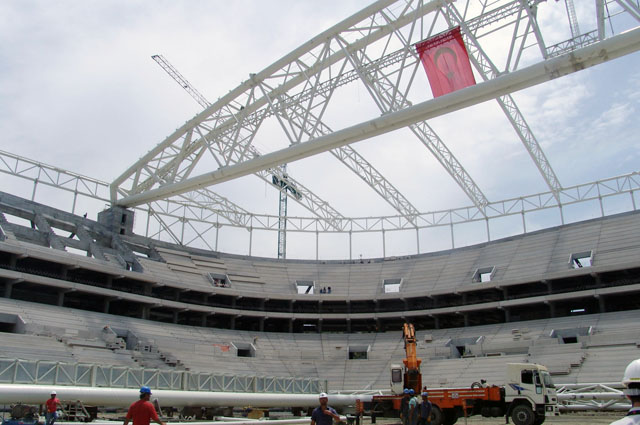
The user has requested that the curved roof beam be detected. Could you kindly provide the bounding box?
[110,0,450,204]
[115,26,640,207]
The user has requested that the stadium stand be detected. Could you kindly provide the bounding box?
[0,191,639,390]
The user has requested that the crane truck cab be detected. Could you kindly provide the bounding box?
[378,362,559,425]
[390,363,404,395]
[504,363,559,425]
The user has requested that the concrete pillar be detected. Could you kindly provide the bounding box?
[103,299,111,314]
[57,291,65,307]
[230,316,236,330]
[173,311,179,324]
[259,317,265,332]
[4,282,14,298]
[463,313,469,327]
[347,319,351,333]
[597,295,606,313]
[289,319,294,333]
[434,316,440,330]
[503,308,511,323]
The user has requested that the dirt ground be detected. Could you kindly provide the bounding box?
[367,413,624,425]
[82,412,626,425]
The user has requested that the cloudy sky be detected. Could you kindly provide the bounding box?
[1,1,639,259]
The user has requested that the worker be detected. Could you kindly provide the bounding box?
[45,390,62,425]
[418,392,432,425]
[400,389,411,425]
[310,392,341,425]
[123,386,166,425]
[408,389,419,425]
[611,359,640,425]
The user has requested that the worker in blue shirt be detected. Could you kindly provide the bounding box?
[311,393,341,425]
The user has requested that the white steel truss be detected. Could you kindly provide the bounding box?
[112,0,640,211]
[115,26,640,208]
[152,54,346,232]
[2,0,639,257]
[441,2,563,201]
[3,149,638,235]
[0,358,321,394]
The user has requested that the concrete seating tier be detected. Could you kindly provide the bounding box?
[0,296,638,390]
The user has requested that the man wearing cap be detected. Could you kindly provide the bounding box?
[400,389,411,425]
[45,391,62,425]
[408,389,419,425]
[123,386,166,425]
[310,393,341,425]
[418,392,432,425]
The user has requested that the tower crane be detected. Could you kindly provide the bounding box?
[564,0,580,39]
[151,54,298,258]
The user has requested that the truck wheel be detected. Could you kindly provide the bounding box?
[430,406,444,425]
[511,404,535,425]
[533,414,545,425]
[442,409,458,425]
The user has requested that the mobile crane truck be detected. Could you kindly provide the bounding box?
[370,324,559,425]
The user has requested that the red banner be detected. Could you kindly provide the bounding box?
[415,27,476,98]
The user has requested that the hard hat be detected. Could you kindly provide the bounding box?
[319,392,328,398]
[409,389,415,395]
[622,359,640,396]
[422,392,428,397]
[140,386,152,395]
[403,388,410,394]
[50,391,57,395]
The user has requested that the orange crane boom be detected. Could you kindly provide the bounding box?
[402,323,422,392]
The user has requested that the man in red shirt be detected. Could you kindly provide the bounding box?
[123,386,165,425]
[45,391,62,425]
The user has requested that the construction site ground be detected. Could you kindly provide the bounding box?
[368,413,622,425]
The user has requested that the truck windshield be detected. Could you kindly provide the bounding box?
[541,371,555,388]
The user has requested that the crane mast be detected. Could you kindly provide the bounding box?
[402,323,422,392]
[151,54,293,258]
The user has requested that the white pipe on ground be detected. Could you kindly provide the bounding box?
[0,385,371,408]
[73,419,339,425]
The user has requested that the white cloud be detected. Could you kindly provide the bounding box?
[1,0,639,259]
[592,102,634,130]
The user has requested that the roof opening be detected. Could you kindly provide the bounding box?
[207,273,232,288]
[383,278,402,293]
[472,266,495,283]
[569,251,593,269]
[233,342,255,357]
[296,280,315,295]
[348,345,369,360]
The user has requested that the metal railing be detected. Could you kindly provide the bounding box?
[0,358,323,394]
